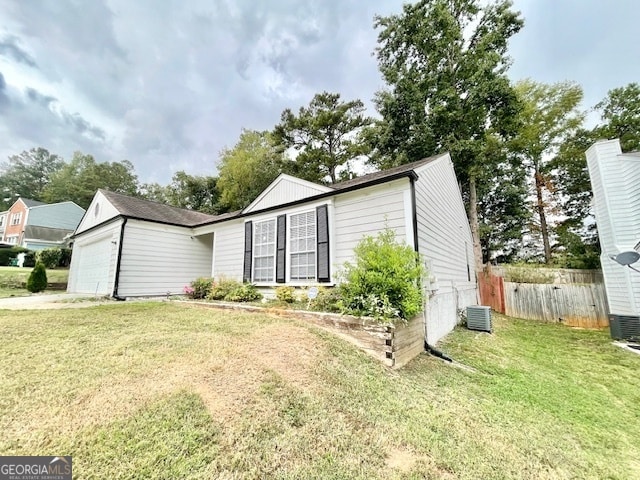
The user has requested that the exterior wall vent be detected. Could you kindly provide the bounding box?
[609,314,640,340]
[466,306,492,333]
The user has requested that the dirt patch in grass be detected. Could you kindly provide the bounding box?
[20,322,326,437]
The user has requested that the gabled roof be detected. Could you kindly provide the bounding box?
[330,154,444,191]
[99,189,218,227]
[19,198,47,208]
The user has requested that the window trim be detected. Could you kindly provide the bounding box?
[288,209,317,282]
[251,218,277,283]
[10,212,22,226]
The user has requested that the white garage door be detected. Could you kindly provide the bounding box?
[73,237,114,294]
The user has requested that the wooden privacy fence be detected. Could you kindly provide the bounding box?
[503,282,609,328]
[478,273,505,313]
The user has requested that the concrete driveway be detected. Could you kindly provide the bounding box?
[0,293,111,310]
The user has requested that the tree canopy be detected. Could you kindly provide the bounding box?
[371,0,524,270]
[0,148,64,209]
[216,129,281,212]
[42,152,139,209]
[273,92,372,184]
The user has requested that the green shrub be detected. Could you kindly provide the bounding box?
[0,246,28,266]
[58,248,73,267]
[275,286,297,303]
[207,278,241,300]
[224,283,262,302]
[37,248,63,269]
[23,251,36,268]
[338,228,426,323]
[26,262,48,293]
[309,286,341,313]
[189,277,215,299]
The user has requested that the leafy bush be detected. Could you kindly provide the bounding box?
[23,251,36,268]
[58,248,73,268]
[26,262,48,293]
[0,246,28,266]
[224,283,262,302]
[275,286,296,303]
[338,228,426,323]
[189,277,215,299]
[37,248,63,269]
[309,286,341,313]
[207,278,241,300]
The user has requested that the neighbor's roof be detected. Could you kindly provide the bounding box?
[99,189,219,227]
[24,225,73,242]
[20,198,47,208]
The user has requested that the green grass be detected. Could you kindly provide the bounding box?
[0,266,68,296]
[0,303,638,479]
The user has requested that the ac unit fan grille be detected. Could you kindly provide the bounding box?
[467,306,492,333]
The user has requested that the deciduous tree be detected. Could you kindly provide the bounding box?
[0,147,63,208]
[371,0,523,271]
[217,130,281,211]
[511,79,585,264]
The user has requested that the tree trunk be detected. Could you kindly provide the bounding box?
[468,176,484,273]
[535,168,552,264]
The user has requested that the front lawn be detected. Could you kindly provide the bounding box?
[0,266,68,297]
[0,303,638,479]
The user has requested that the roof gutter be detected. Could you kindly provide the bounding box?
[112,217,127,300]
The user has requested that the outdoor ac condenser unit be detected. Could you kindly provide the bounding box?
[466,306,492,333]
[609,315,640,340]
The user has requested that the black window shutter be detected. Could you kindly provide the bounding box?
[276,215,286,283]
[316,205,330,282]
[243,221,253,283]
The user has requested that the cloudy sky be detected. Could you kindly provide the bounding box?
[0,0,638,184]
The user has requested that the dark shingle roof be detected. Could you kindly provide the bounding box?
[330,153,444,191]
[99,189,218,227]
[21,198,47,208]
[24,225,73,242]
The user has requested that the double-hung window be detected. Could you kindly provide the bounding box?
[289,211,316,281]
[252,219,276,282]
[10,212,22,226]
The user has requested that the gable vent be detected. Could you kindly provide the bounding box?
[466,306,492,333]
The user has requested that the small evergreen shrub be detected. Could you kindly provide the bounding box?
[275,286,296,303]
[26,262,48,293]
[207,278,241,300]
[224,283,262,302]
[338,228,426,323]
[309,287,341,313]
[37,248,63,269]
[189,277,215,299]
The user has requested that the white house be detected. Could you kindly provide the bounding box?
[586,139,640,323]
[68,153,477,344]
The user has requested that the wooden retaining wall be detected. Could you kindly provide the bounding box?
[504,282,609,328]
[178,301,425,369]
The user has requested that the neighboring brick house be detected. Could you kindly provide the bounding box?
[1,197,85,250]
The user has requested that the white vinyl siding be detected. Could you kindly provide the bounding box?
[211,220,244,281]
[253,219,276,282]
[117,220,212,297]
[244,174,331,213]
[333,179,408,267]
[413,154,477,344]
[289,210,316,280]
[586,140,640,315]
[75,191,121,234]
